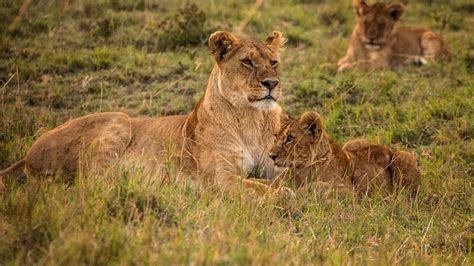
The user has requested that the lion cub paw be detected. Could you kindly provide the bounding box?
[409,56,428,66]
[272,186,296,200]
[337,62,354,72]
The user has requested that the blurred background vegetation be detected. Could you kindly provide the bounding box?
[0,0,472,264]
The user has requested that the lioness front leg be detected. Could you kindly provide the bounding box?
[209,159,294,199]
[233,176,296,200]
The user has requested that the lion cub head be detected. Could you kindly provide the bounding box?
[208,31,286,110]
[270,111,328,168]
[353,0,404,50]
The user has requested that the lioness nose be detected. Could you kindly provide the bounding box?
[269,153,278,161]
[261,79,279,91]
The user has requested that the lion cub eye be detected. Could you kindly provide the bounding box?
[284,135,295,144]
[241,59,253,67]
[270,60,278,68]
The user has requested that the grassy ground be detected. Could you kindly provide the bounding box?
[0,0,472,264]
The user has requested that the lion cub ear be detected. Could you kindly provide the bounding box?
[353,0,368,16]
[387,3,404,21]
[265,31,286,50]
[208,31,240,63]
[299,111,323,139]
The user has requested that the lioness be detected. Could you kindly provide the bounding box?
[338,0,451,71]
[1,31,290,197]
[269,111,422,196]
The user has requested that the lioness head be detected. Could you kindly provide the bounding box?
[353,1,404,50]
[208,31,286,110]
[269,111,326,168]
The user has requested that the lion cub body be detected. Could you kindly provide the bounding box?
[1,31,289,196]
[338,1,451,71]
[270,112,422,196]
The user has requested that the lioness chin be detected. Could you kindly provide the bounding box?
[338,0,451,71]
[269,111,422,197]
[1,31,292,198]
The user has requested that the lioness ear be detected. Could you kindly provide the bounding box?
[299,111,322,138]
[265,31,286,50]
[353,0,368,16]
[208,31,240,63]
[387,3,404,21]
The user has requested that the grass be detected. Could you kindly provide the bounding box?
[0,0,472,264]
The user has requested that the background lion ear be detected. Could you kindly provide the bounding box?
[265,31,286,50]
[208,31,240,63]
[299,111,322,138]
[353,0,368,16]
[387,3,404,21]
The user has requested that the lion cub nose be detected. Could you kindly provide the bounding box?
[261,79,279,91]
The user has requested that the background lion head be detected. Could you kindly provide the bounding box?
[354,1,404,50]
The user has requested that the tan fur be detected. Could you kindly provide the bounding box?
[338,1,451,71]
[1,31,292,197]
[269,111,422,196]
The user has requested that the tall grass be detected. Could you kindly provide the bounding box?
[0,0,472,264]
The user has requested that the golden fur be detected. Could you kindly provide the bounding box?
[269,111,422,196]
[338,0,451,71]
[1,31,291,197]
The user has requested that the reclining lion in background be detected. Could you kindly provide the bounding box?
[269,111,422,196]
[1,31,291,197]
[338,0,451,71]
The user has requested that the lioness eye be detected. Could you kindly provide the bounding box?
[270,60,278,68]
[241,59,253,67]
[284,135,295,144]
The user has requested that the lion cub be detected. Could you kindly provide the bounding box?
[269,111,422,196]
[338,0,451,71]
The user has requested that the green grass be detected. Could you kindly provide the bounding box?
[0,0,472,264]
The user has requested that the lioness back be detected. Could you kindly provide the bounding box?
[26,112,132,177]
